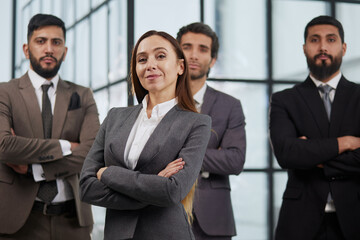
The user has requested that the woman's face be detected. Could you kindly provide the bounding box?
[135,35,184,99]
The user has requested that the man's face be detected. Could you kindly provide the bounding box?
[303,24,346,82]
[180,32,216,81]
[23,25,67,79]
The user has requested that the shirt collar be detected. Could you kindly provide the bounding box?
[310,72,341,90]
[141,94,177,119]
[28,68,59,91]
[193,83,207,106]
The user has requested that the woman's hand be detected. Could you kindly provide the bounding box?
[97,167,108,180]
[158,158,185,178]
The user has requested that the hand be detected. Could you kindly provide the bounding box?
[6,163,28,174]
[158,158,185,178]
[11,128,15,136]
[299,136,307,140]
[97,167,108,180]
[337,136,360,154]
[70,142,80,150]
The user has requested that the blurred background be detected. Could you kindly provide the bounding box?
[1,0,360,239]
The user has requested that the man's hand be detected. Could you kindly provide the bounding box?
[337,136,360,154]
[97,167,108,180]
[158,158,185,178]
[70,142,80,150]
[6,163,28,174]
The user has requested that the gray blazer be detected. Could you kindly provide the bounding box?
[194,86,246,237]
[80,104,211,240]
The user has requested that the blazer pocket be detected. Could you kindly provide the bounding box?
[0,166,15,184]
[283,187,302,200]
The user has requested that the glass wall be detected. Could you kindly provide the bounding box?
[9,0,360,239]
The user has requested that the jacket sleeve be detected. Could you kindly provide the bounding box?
[0,84,63,164]
[324,148,360,177]
[202,99,246,175]
[86,114,211,208]
[79,114,148,210]
[269,92,338,169]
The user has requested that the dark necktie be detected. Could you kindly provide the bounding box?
[37,83,58,203]
[318,84,332,120]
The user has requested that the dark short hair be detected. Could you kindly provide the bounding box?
[304,15,344,43]
[176,22,219,59]
[27,14,66,42]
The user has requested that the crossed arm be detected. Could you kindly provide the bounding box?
[270,93,360,176]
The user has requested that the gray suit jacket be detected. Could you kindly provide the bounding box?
[193,86,246,236]
[0,73,100,234]
[80,104,211,240]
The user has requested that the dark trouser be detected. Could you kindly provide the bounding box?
[0,202,91,240]
[314,212,346,240]
[192,216,231,240]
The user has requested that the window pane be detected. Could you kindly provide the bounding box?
[336,3,360,84]
[207,81,268,168]
[109,81,128,108]
[273,172,288,231]
[272,0,329,81]
[231,172,267,240]
[135,0,200,39]
[76,0,90,20]
[205,0,267,80]
[109,0,127,82]
[61,0,75,27]
[91,6,108,89]
[92,206,105,240]
[75,19,90,87]
[94,89,109,123]
[60,29,74,81]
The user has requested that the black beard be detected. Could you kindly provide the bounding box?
[29,51,64,79]
[306,53,342,81]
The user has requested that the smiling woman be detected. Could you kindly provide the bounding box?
[80,30,211,240]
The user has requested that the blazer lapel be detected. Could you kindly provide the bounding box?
[329,77,354,137]
[201,86,216,115]
[52,79,72,139]
[297,77,330,137]
[115,105,143,167]
[18,73,43,138]
[135,105,180,172]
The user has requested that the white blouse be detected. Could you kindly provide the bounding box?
[124,95,177,170]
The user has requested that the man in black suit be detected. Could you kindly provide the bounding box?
[270,15,360,240]
[177,23,246,240]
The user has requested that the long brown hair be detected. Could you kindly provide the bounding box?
[130,30,197,222]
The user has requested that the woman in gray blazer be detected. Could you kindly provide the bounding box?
[80,30,211,240]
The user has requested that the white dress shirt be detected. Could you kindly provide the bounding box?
[193,83,207,113]
[310,72,342,212]
[28,69,73,202]
[124,95,177,170]
[310,72,341,102]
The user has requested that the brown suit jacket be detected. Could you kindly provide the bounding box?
[0,73,100,234]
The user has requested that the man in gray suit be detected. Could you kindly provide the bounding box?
[0,14,99,239]
[177,22,246,240]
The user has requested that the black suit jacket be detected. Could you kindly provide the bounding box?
[270,76,360,240]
